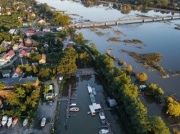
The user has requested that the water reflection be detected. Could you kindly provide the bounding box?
[57,73,126,134]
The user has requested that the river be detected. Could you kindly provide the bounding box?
[37,0,180,132]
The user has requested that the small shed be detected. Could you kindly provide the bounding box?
[107,98,117,107]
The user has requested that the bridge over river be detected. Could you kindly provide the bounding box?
[69,15,180,28]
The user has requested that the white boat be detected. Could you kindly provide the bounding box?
[89,105,96,116]
[99,128,110,134]
[41,117,46,127]
[99,112,106,124]
[70,103,77,107]
[92,87,96,95]
[1,115,8,126]
[87,84,92,93]
[12,118,18,127]
[69,107,80,112]
[7,117,12,127]
[23,118,28,126]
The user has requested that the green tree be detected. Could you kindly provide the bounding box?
[6,92,20,106]
[124,64,133,73]
[38,68,51,79]
[146,83,164,98]
[148,116,170,134]
[136,72,148,81]
[15,87,26,99]
[57,47,77,76]
[165,96,180,117]
[32,65,38,74]
[0,82,5,90]
[25,64,32,74]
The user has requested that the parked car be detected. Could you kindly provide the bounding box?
[2,115,8,126]
[41,117,46,127]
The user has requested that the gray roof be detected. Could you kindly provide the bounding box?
[0,77,38,86]
[1,70,11,75]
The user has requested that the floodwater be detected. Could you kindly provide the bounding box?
[37,0,180,131]
[56,72,126,134]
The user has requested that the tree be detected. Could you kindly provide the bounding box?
[165,96,180,117]
[136,72,148,81]
[44,84,49,95]
[148,116,170,134]
[0,82,5,90]
[6,92,20,106]
[32,65,38,74]
[15,87,26,99]
[38,68,51,80]
[57,47,77,76]
[124,64,133,73]
[146,83,164,98]
[25,64,32,74]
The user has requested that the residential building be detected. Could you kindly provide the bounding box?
[25,29,35,36]
[38,19,46,24]
[24,38,33,47]
[0,50,15,66]
[19,49,27,57]
[0,77,39,89]
[39,54,46,64]
[13,44,19,51]
[1,70,11,78]
[12,67,23,78]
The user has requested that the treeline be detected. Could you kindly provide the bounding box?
[88,45,170,133]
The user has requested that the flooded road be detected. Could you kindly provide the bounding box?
[56,69,126,134]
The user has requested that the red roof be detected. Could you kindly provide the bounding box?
[7,50,15,56]
[19,43,24,46]
[20,50,26,55]
[26,29,35,33]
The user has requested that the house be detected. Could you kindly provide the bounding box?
[56,26,63,31]
[19,42,24,48]
[22,22,29,27]
[18,16,23,21]
[12,67,23,78]
[25,29,35,36]
[39,54,46,64]
[0,77,39,89]
[1,70,11,78]
[9,29,16,34]
[0,41,10,48]
[31,12,36,17]
[13,44,19,51]
[0,50,15,66]
[19,49,27,57]
[6,9,12,15]
[24,38,33,47]
[43,27,51,32]
[38,19,46,24]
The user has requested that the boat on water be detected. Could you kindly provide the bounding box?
[90,93,96,103]
[89,105,96,116]
[87,84,92,94]
[41,117,46,127]
[23,118,28,126]
[70,107,80,112]
[92,87,96,95]
[12,118,18,127]
[99,112,106,124]
[7,117,12,127]
[99,128,110,134]
[1,115,8,126]
[70,103,76,107]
